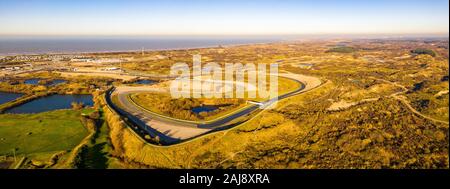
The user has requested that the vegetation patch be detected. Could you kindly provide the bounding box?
[130,92,246,121]
[411,48,437,57]
[326,46,357,53]
[0,110,89,166]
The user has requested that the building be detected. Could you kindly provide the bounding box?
[70,58,95,62]
[91,58,125,64]
[103,67,121,71]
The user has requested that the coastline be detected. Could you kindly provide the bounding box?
[0,38,284,57]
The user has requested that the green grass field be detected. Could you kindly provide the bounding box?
[0,110,88,156]
[75,109,113,169]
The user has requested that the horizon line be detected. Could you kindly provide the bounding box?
[0,33,448,38]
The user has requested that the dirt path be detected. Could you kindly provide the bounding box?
[393,95,449,125]
[56,71,138,81]
[373,77,449,125]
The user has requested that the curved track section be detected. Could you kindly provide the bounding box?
[106,73,322,145]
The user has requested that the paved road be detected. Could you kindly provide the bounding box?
[107,72,322,144]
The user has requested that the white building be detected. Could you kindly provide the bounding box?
[104,67,121,71]
[92,58,125,64]
[70,58,95,62]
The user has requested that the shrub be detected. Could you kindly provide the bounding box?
[411,48,437,57]
[88,111,101,120]
[71,102,84,110]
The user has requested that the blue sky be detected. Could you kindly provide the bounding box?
[0,0,448,36]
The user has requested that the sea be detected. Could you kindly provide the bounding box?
[0,36,284,56]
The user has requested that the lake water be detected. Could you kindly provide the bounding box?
[0,37,283,55]
[24,79,67,86]
[135,80,156,85]
[4,94,93,114]
[24,79,40,85]
[192,106,219,114]
[0,92,23,105]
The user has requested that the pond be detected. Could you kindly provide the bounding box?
[0,91,23,105]
[134,80,156,85]
[191,105,219,114]
[24,79,67,86]
[4,94,93,114]
[24,78,40,85]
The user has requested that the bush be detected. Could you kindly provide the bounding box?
[411,48,437,57]
[199,112,208,118]
[103,107,126,155]
[71,102,84,110]
[88,111,101,120]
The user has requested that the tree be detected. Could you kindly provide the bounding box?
[71,102,84,110]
